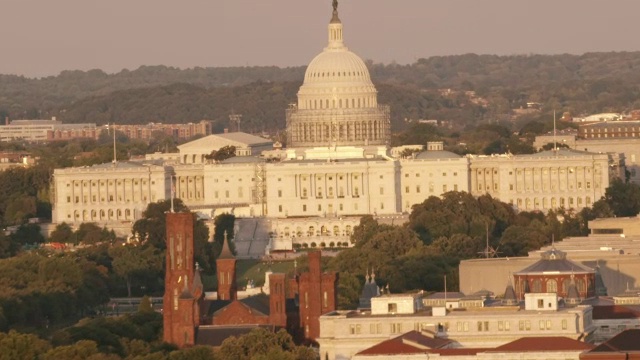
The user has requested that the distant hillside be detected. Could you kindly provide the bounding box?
[59,82,479,133]
[2,52,640,130]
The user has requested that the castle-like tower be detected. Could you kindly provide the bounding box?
[298,251,338,341]
[163,212,202,347]
[216,231,237,301]
[286,2,390,148]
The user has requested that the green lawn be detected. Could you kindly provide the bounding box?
[203,259,297,291]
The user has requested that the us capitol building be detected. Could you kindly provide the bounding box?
[51,4,612,250]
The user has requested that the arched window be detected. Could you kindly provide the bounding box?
[532,279,542,293]
[562,278,571,294]
[284,227,290,237]
[345,225,352,236]
[546,279,558,293]
[308,226,315,237]
[333,226,340,236]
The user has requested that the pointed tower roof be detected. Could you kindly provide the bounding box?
[566,275,581,305]
[180,277,194,299]
[192,263,203,294]
[218,230,235,260]
[594,264,608,297]
[502,274,518,306]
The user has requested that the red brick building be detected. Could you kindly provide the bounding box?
[513,248,599,302]
[163,211,338,348]
[162,212,202,347]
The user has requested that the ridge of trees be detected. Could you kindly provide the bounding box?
[3,52,640,133]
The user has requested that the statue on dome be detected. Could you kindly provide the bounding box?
[332,0,338,12]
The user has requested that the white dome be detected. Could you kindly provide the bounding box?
[303,50,373,86]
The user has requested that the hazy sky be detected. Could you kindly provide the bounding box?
[3,0,640,77]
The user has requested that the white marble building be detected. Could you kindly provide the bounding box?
[51,4,613,243]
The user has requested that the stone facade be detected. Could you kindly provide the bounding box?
[318,292,595,360]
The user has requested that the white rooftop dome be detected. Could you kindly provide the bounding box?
[296,4,377,106]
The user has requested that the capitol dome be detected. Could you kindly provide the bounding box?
[286,3,390,148]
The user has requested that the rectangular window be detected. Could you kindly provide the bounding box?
[390,323,402,334]
[546,320,552,330]
[318,205,322,211]
[303,205,307,212]
[278,205,282,212]
[405,186,410,193]
[67,196,71,203]
[339,204,343,211]
[537,299,544,308]
[416,185,421,193]
[443,185,447,192]
[562,319,567,330]
[505,321,510,331]
[379,187,384,195]
[539,320,545,330]
[278,190,282,197]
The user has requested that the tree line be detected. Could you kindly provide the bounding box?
[3,52,640,134]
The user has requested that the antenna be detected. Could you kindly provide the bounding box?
[553,109,557,155]
[113,122,117,165]
[229,112,242,133]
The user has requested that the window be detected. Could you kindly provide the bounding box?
[278,205,282,213]
[390,323,402,334]
[278,190,282,197]
[443,185,447,192]
[562,319,567,330]
[379,187,384,195]
[349,324,361,335]
[539,320,545,330]
[303,205,307,212]
[405,186,410,193]
[537,299,544,309]
[477,321,489,331]
[388,303,397,313]
[416,185,421,193]
[370,323,382,334]
[547,279,558,293]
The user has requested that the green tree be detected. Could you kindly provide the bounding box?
[9,223,44,248]
[604,178,640,217]
[0,330,51,360]
[169,346,215,360]
[49,222,75,243]
[216,328,314,360]
[109,245,163,297]
[43,340,99,360]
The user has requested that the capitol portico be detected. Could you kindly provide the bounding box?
[51,3,613,248]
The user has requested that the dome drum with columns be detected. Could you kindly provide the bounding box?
[286,2,390,147]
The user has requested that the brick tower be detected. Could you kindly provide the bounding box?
[216,231,237,301]
[298,251,338,342]
[163,212,199,347]
[269,273,287,328]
